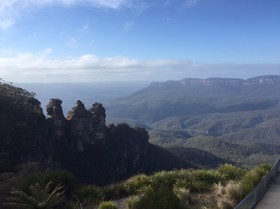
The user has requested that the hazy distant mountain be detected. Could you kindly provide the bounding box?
[106,75,280,167]
[107,75,280,124]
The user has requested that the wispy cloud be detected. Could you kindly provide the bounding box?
[65,37,79,48]
[0,0,139,31]
[1,50,279,83]
[124,19,134,31]
[184,0,200,8]
[0,18,15,31]
[78,24,89,33]
[0,0,131,11]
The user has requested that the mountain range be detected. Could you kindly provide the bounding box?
[106,75,280,167]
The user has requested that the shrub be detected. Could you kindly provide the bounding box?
[174,178,205,192]
[173,187,192,206]
[99,183,127,200]
[19,171,76,199]
[216,198,234,209]
[129,186,185,209]
[190,180,213,192]
[98,201,118,209]
[150,171,179,189]
[224,181,242,202]
[195,170,223,184]
[213,182,226,197]
[126,196,140,209]
[123,174,152,195]
[240,164,271,196]
[218,164,246,181]
[214,181,242,209]
[4,181,65,209]
[76,184,101,203]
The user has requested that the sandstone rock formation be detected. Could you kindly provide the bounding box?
[0,82,194,186]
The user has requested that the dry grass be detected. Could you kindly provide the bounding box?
[213,181,242,209]
[174,188,192,205]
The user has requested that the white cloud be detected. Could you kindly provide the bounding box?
[0,50,280,83]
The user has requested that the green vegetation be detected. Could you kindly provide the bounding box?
[240,164,271,195]
[75,164,270,209]
[4,181,65,209]
[98,201,118,209]
[127,186,185,209]
[217,164,246,181]
[153,134,280,168]
[19,171,76,199]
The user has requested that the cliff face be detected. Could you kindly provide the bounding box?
[149,75,280,88]
[0,83,193,185]
[0,83,51,172]
[43,99,151,184]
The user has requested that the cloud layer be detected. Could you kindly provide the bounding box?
[1,50,279,83]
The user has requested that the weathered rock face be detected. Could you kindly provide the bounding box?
[67,100,95,151]
[46,99,68,140]
[108,124,149,177]
[90,102,106,128]
[44,99,152,184]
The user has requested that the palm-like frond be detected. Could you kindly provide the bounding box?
[3,181,65,209]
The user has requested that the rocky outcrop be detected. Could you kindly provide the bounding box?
[0,82,195,185]
[67,100,94,151]
[44,99,195,185]
[64,101,152,184]
[46,99,68,139]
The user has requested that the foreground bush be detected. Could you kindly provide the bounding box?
[98,201,118,209]
[19,171,76,199]
[126,186,185,209]
[99,183,127,200]
[4,181,65,209]
[76,184,101,204]
[123,174,152,195]
[240,164,271,195]
[77,164,272,209]
[218,164,246,181]
[214,181,243,209]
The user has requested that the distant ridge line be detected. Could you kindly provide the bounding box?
[149,75,280,88]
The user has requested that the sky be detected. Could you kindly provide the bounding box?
[0,0,280,83]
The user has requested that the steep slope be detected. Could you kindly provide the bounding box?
[166,146,232,168]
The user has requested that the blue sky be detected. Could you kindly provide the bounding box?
[0,0,280,82]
